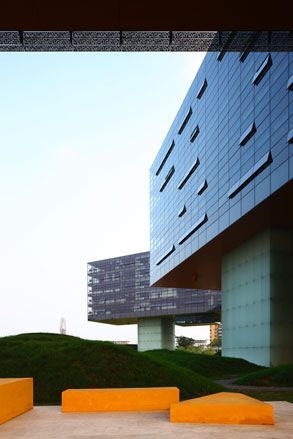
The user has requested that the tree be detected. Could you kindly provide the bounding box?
[209,337,222,352]
[176,336,195,349]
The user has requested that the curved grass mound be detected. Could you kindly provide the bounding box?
[234,364,293,387]
[144,349,263,379]
[0,333,224,404]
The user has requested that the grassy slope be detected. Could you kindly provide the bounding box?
[0,333,224,404]
[144,349,264,379]
[234,364,293,387]
[143,350,293,403]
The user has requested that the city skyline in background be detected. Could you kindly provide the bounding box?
[0,51,211,342]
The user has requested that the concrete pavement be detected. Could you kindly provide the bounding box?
[0,402,292,438]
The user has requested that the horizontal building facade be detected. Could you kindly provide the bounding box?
[88,251,220,325]
[150,50,293,366]
[88,251,220,350]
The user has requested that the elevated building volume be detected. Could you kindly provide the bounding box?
[150,50,293,366]
[87,251,220,351]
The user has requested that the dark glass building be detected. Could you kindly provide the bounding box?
[150,50,293,366]
[88,251,220,351]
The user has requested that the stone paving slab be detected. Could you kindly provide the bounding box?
[170,392,274,424]
[62,387,179,412]
[0,402,292,438]
[0,378,33,426]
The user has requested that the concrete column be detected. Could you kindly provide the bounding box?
[137,316,175,352]
[222,228,293,367]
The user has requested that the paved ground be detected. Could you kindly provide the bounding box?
[216,378,293,391]
[0,402,292,438]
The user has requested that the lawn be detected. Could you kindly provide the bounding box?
[234,364,293,387]
[2,333,290,405]
[144,349,264,379]
[0,333,224,404]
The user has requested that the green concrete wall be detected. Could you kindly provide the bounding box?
[222,229,293,366]
[270,230,293,365]
[137,317,175,352]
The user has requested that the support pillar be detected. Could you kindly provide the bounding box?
[222,228,293,366]
[137,316,175,352]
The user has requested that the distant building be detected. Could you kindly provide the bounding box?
[112,341,130,345]
[193,339,209,347]
[210,322,222,344]
[60,317,66,335]
[88,251,221,351]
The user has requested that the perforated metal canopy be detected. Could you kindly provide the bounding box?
[0,31,292,52]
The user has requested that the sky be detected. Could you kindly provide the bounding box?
[0,51,209,343]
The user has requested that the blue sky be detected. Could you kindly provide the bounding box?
[0,51,208,342]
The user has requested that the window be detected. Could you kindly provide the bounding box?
[156,245,175,266]
[159,165,175,192]
[197,79,208,99]
[239,31,261,62]
[161,304,176,309]
[252,54,272,85]
[197,179,208,195]
[178,107,192,134]
[228,151,273,198]
[239,122,257,146]
[288,129,293,143]
[155,140,175,176]
[177,205,187,217]
[287,75,293,91]
[217,31,237,61]
[190,125,200,142]
[239,50,249,63]
[178,214,208,245]
[178,158,200,189]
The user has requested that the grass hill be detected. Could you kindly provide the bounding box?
[234,364,293,387]
[144,349,264,379]
[0,333,224,404]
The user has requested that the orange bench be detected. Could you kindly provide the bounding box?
[170,392,274,425]
[0,378,33,425]
[62,387,179,412]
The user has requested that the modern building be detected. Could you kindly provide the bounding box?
[193,339,209,348]
[210,322,222,344]
[88,251,220,351]
[150,50,293,366]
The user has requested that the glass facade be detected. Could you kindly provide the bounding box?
[87,251,220,325]
[150,51,293,287]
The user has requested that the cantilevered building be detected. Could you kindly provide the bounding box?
[150,50,293,366]
[88,251,220,351]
